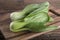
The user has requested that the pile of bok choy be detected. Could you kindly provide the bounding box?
[10,2,59,32]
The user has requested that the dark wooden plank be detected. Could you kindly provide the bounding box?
[50,9,60,15]
[54,9,60,15]
[48,12,57,18]
[0,10,8,13]
[0,0,60,10]
[0,0,24,10]
[24,0,60,8]
[0,13,10,22]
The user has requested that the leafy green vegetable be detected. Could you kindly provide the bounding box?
[24,3,49,24]
[10,2,59,32]
[10,2,49,21]
[10,4,39,21]
[24,3,49,32]
[10,12,24,21]
[26,23,58,32]
[25,22,46,32]
[10,21,29,32]
[40,26,58,32]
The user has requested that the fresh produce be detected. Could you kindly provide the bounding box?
[10,4,39,21]
[10,2,59,32]
[10,21,29,32]
[10,2,49,21]
[24,3,49,24]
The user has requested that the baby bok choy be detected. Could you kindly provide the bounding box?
[10,4,39,21]
[10,2,49,21]
[10,2,59,32]
[10,21,29,32]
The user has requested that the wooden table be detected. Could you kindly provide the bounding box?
[0,0,60,40]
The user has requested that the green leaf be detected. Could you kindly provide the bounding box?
[26,22,46,32]
[10,2,49,21]
[10,21,29,32]
[25,12,48,24]
[10,11,25,21]
[40,26,58,32]
[10,4,39,21]
[10,2,58,33]
[48,16,54,22]
[24,2,49,24]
